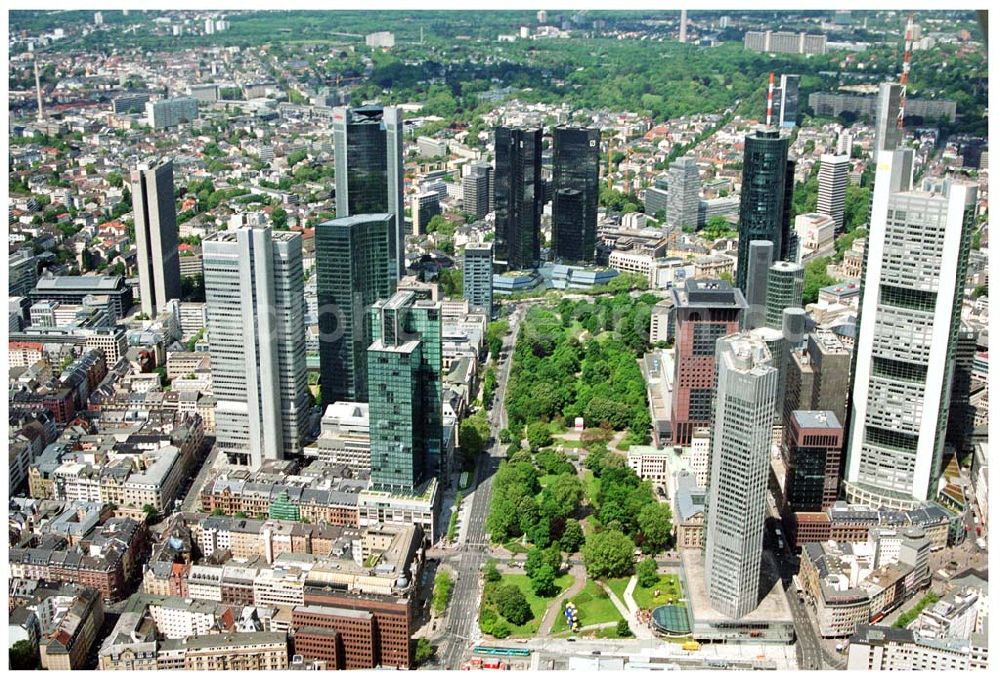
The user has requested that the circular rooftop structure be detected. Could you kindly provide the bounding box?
[651,604,692,637]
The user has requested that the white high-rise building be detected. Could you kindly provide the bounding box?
[845,149,978,509]
[818,154,851,231]
[204,226,310,469]
[704,333,778,619]
[665,156,700,231]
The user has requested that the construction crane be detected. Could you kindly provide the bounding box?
[606,133,614,191]
[898,13,915,129]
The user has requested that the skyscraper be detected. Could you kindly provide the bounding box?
[368,290,443,490]
[874,82,904,153]
[818,154,851,232]
[946,324,977,458]
[743,240,773,330]
[704,332,777,619]
[670,280,747,445]
[333,106,405,280]
[463,242,494,316]
[204,226,310,469]
[316,214,396,406]
[665,156,701,232]
[765,261,804,329]
[778,74,800,128]
[845,149,977,509]
[494,126,543,271]
[783,410,844,513]
[462,162,492,220]
[735,127,793,292]
[411,191,440,235]
[552,126,599,263]
[783,328,851,428]
[131,159,182,318]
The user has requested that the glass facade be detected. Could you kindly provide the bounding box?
[494,126,543,271]
[316,214,396,405]
[735,128,792,292]
[552,126,599,263]
[368,291,443,491]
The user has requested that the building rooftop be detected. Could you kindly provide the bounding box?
[792,410,842,430]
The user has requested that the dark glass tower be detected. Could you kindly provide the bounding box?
[316,214,396,406]
[552,126,600,263]
[735,127,793,292]
[494,126,543,271]
[333,106,405,281]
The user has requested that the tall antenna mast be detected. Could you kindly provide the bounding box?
[766,72,775,127]
[898,13,914,129]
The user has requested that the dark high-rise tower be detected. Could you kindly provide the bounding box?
[333,106,405,281]
[316,214,396,406]
[552,126,600,263]
[494,126,543,271]
[735,127,793,292]
[131,159,182,318]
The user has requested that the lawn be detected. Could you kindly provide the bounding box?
[550,580,623,634]
[633,574,683,610]
[582,470,599,506]
[606,577,630,605]
[502,540,531,556]
[481,572,575,637]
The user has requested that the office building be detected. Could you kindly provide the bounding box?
[845,149,977,509]
[131,159,182,318]
[704,333,778,619]
[795,213,837,262]
[874,83,904,153]
[145,97,199,129]
[743,240,773,330]
[204,227,310,468]
[112,93,150,115]
[665,156,701,232]
[671,280,746,445]
[847,626,988,671]
[765,261,804,329]
[818,154,851,232]
[735,127,793,292]
[410,191,440,235]
[778,74,800,128]
[784,410,844,514]
[494,126,543,271]
[552,126,600,263]
[333,106,405,280]
[368,290,443,490]
[463,242,494,316]
[9,248,38,297]
[809,91,956,124]
[316,214,396,405]
[744,30,827,55]
[784,328,852,427]
[462,162,493,220]
[29,273,134,320]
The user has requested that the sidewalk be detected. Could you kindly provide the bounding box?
[600,576,655,639]
[539,564,587,636]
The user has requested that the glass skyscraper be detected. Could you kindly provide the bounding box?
[463,242,494,316]
[316,214,396,406]
[494,126,543,271]
[368,290,443,491]
[735,127,793,292]
[845,149,977,509]
[333,105,405,281]
[552,126,599,263]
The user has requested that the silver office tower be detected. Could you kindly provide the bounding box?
[818,153,850,232]
[845,149,977,509]
[131,159,182,318]
[333,105,405,281]
[665,156,701,232]
[705,333,778,619]
[204,226,310,469]
[463,242,494,316]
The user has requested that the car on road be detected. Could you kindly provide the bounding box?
[591,650,601,655]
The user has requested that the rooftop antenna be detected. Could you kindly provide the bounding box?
[765,72,775,127]
[898,13,914,129]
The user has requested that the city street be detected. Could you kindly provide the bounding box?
[435,306,524,670]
